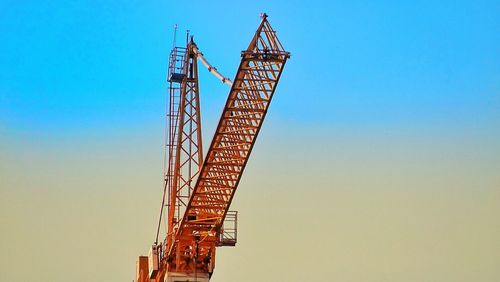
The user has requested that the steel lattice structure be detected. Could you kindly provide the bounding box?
[136,14,289,282]
[166,42,204,251]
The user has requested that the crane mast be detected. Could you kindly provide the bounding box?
[166,39,204,251]
[136,14,289,282]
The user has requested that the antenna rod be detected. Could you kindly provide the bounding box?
[172,24,178,49]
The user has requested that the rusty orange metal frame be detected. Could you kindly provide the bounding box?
[166,40,204,252]
[140,14,289,282]
[164,14,290,276]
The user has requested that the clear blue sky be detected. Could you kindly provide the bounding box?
[1,0,498,135]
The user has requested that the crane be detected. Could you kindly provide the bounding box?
[135,14,289,282]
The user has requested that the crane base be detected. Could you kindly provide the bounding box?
[165,272,210,282]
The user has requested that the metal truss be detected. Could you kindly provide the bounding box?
[166,14,290,274]
[164,42,204,253]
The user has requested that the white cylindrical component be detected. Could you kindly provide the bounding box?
[192,46,233,86]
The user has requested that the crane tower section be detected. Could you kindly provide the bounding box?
[136,14,289,282]
[166,14,289,277]
[165,41,204,252]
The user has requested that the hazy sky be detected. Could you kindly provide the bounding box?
[1,1,499,281]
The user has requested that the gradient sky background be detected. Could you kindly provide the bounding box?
[1,1,499,281]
